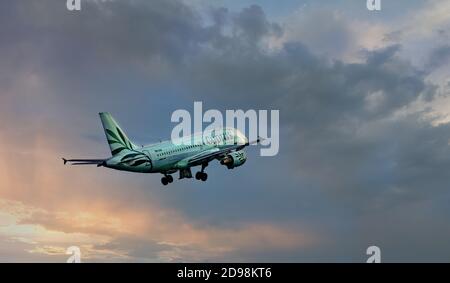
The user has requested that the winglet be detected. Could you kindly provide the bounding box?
[62,158,67,165]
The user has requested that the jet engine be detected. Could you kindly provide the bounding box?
[220,151,247,169]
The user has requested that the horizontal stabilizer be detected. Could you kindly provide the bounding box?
[62,158,105,166]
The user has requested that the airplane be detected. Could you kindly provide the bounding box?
[63,112,259,185]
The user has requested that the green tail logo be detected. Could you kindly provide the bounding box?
[99,112,151,168]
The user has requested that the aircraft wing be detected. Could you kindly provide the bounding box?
[185,137,261,167]
[62,158,106,166]
[186,148,226,166]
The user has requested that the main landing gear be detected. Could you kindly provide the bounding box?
[161,163,208,185]
[195,163,208,182]
[161,174,173,186]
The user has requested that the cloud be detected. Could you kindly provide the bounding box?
[233,5,282,43]
[0,198,314,262]
[427,45,450,70]
[1,0,450,262]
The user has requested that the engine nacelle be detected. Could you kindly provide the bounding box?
[220,151,247,169]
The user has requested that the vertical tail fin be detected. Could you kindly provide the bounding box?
[99,112,137,156]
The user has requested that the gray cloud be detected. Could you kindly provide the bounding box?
[233,5,282,42]
[427,45,450,70]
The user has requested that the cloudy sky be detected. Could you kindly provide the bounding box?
[1,0,450,262]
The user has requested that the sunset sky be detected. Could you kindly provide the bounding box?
[1,0,450,262]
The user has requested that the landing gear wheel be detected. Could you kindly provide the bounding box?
[196,172,208,181]
[167,175,173,183]
[161,177,169,186]
[196,163,208,181]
